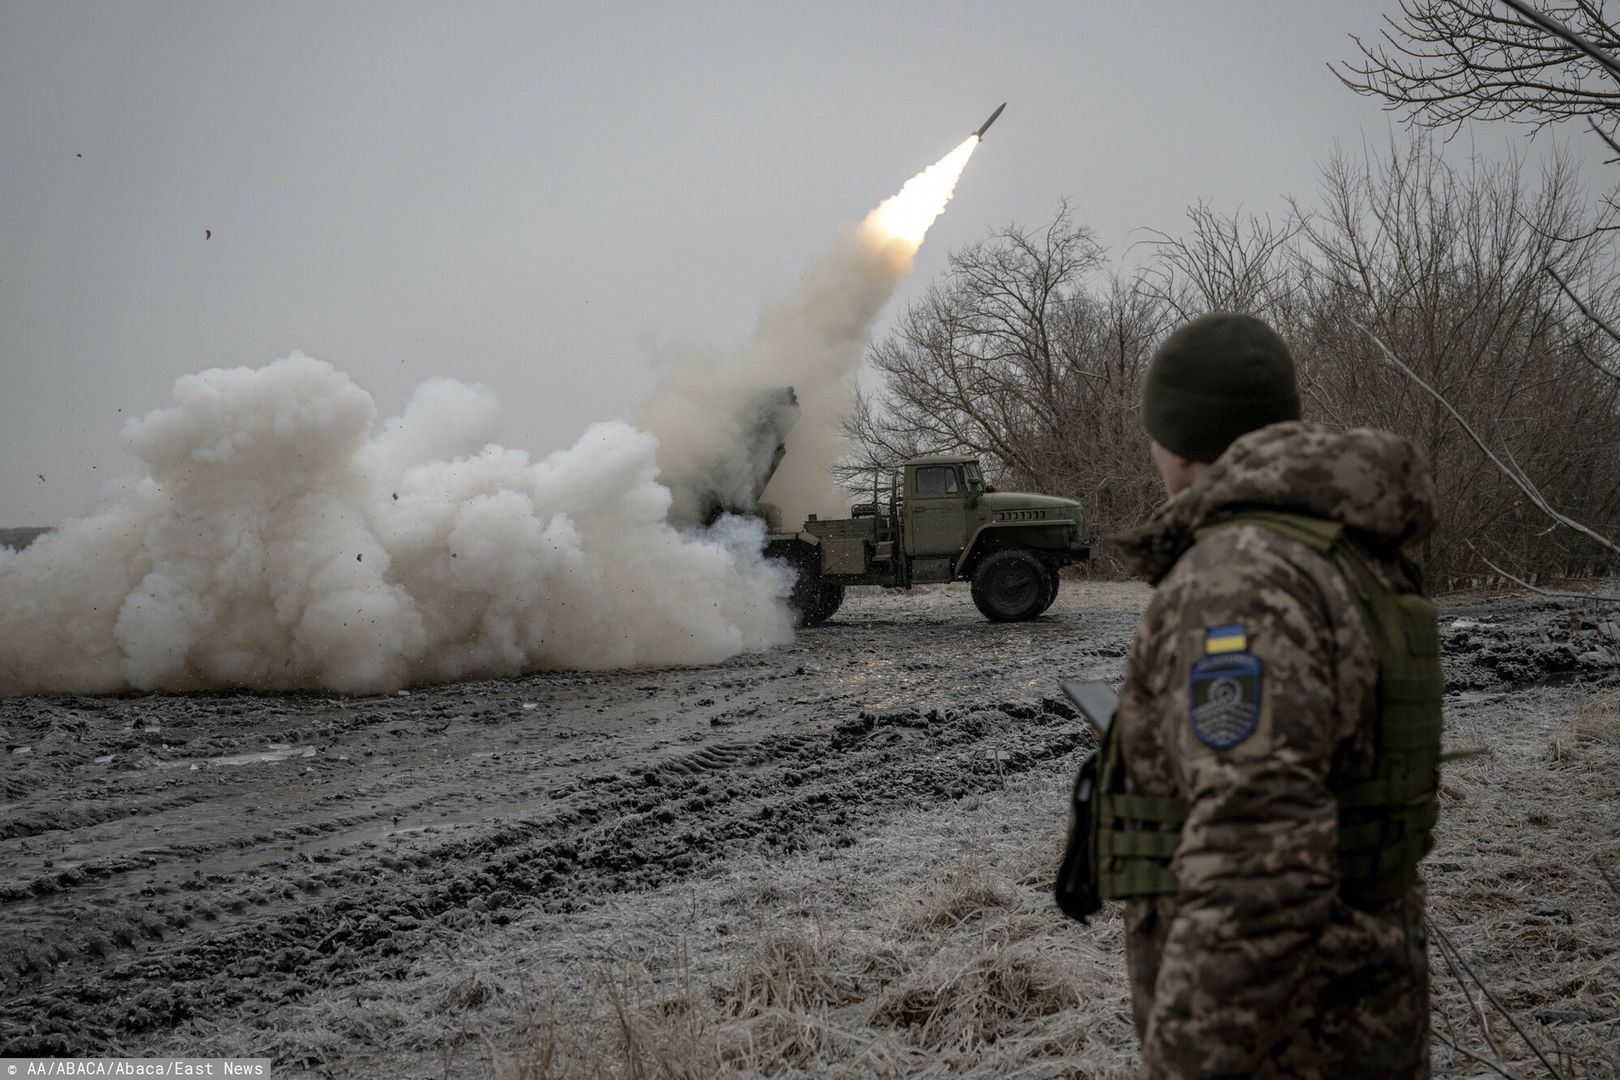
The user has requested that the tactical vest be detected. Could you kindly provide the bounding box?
[1091,510,1444,909]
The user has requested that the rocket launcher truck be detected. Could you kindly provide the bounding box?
[728,389,1094,626]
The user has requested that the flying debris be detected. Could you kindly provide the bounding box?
[973,103,1006,139]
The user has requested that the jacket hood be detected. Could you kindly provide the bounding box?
[1114,421,1436,582]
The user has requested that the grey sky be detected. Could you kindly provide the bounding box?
[0,1,1599,524]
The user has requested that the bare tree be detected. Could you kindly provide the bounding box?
[1293,137,1620,580]
[847,209,1105,482]
[1335,2,1620,585]
[1136,204,1300,322]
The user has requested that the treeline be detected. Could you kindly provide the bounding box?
[842,138,1620,585]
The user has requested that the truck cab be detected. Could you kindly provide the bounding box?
[905,457,979,561]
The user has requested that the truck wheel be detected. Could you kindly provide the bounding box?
[789,565,824,627]
[784,552,842,628]
[811,581,845,624]
[1038,566,1060,615]
[794,579,842,627]
[971,549,1048,622]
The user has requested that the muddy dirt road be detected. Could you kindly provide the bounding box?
[2,581,1617,1075]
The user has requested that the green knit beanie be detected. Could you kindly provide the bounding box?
[1142,312,1300,463]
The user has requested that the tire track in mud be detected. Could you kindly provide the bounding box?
[0,666,1105,1054]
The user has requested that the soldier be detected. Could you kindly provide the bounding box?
[1095,312,1441,1077]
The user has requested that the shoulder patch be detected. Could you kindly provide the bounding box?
[1189,652,1262,750]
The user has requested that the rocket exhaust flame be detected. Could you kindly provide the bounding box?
[861,136,980,253]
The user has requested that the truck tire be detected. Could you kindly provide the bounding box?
[810,581,845,624]
[1038,565,1060,615]
[971,549,1048,622]
[788,565,821,627]
[784,550,841,628]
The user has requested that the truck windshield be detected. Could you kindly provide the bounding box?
[915,466,959,496]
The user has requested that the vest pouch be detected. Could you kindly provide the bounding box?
[1054,754,1102,922]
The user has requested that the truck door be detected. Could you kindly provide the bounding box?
[906,464,969,557]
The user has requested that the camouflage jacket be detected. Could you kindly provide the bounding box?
[1111,421,1437,1080]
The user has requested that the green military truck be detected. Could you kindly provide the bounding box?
[765,455,1092,626]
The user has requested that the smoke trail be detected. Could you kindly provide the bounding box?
[641,136,980,527]
[0,356,793,695]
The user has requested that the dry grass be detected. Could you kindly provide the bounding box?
[486,773,1137,1080]
[1573,689,1620,748]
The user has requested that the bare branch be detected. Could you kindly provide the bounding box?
[1544,263,1620,377]
[1428,918,1567,1080]
[1586,114,1620,158]
[1354,320,1620,561]
[1429,1027,1521,1080]
[1467,542,1620,600]
[1512,205,1620,244]
[1499,0,1620,82]
[1429,916,1515,1064]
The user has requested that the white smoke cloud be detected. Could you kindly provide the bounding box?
[0,354,794,695]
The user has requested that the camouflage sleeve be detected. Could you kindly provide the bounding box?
[1141,528,1345,1077]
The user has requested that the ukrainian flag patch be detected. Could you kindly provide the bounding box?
[1204,624,1248,654]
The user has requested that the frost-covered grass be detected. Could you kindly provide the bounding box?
[492,768,1135,1079]
[482,690,1620,1079]
[1424,684,1620,1079]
